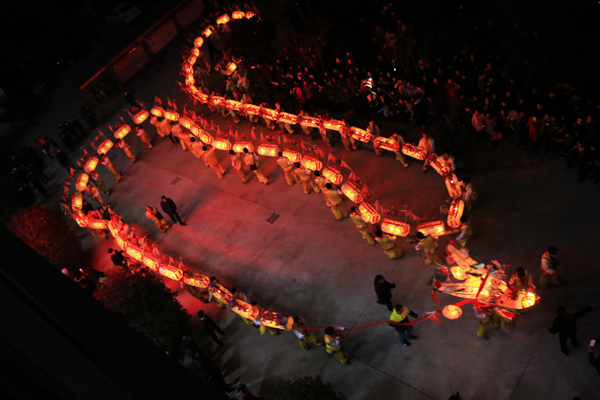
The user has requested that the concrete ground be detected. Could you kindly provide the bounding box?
[12,20,600,400]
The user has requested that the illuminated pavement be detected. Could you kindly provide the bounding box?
[19,37,600,400]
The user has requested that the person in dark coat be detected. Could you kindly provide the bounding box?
[160,195,186,225]
[197,310,225,346]
[548,305,593,355]
[588,342,600,378]
[124,91,138,108]
[374,274,396,311]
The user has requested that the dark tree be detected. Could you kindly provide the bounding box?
[268,376,346,400]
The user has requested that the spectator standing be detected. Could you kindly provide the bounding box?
[160,196,186,226]
[548,305,593,355]
[197,310,225,346]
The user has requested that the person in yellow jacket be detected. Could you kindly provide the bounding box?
[475,306,499,340]
[418,133,434,171]
[203,146,226,178]
[293,316,323,350]
[391,133,409,167]
[229,150,248,183]
[415,232,444,265]
[540,246,561,288]
[159,117,177,144]
[461,178,478,210]
[318,121,333,146]
[294,163,320,194]
[374,228,403,258]
[389,304,418,346]
[324,326,348,364]
[188,137,209,166]
[115,139,136,162]
[85,184,106,209]
[298,110,315,139]
[367,120,381,155]
[455,216,472,248]
[350,206,375,245]
[134,125,152,149]
[339,120,356,151]
[170,121,187,151]
[275,103,295,134]
[324,183,349,220]
[277,152,299,185]
[150,115,165,138]
[146,205,168,232]
[313,170,331,206]
[241,93,259,123]
[100,154,121,181]
[89,171,109,195]
[243,148,270,184]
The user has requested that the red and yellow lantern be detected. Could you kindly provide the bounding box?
[165,110,180,121]
[278,112,297,124]
[417,220,445,237]
[194,92,209,104]
[260,311,294,330]
[75,173,89,191]
[260,108,278,120]
[229,300,259,320]
[131,109,149,125]
[210,284,232,304]
[521,291,537,308]
[359,202,381,224]
[142,253,160,270]
[194,36,204,47]
[150,107,164,117]
[245,11,256,19]
[374,136,399,151]
[283,149,302,163]
[84,156,99,173]
[107,219,120,238]
[232,10,245,19]
[185,74,195,86]
[183,273,210,288]
[298,115,320,128]
[429,154,451,176]
[224,62,237,75]
[381,218,410,237]
[233,141,254,153]
[243,104,261,116]
[257,144,279,157]
[71,191,83,211]
[125,244,144,262]
[210,96,225,108]
[212,138,232,151]
[190,47,199,57]
[114,234,128,250]
[216,13,230,25]
[189,124,201,136]
[198,130,213,145]
[402,143,427,160]
[159,264,183,281]
[322,120,342,131]
[202,26,214,37]
[444,174,462,199]
[74,210,88,227]
[446,198,464,229]
[87,219,108,230]
[450,266,467,280]
[97,139,113,155]
[178,116,193,129]
[300,155,322,171]
[322,166,342,185]
[350,127,373,143]
[442,305,462,320]
[341,181,364,203]
[225,99,243,111]
[114,124,131,139]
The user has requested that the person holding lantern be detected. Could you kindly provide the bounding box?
[314,170,332,206]
[324,327,349,364]
[189,137,210,165]
[318,120,333,147]
[134,125,152,149]
[324,183,348,220]
[415,232,444,265]
[294,163,320,194]
[389,304,419,346]
[298,110,315,139]
[146,205,169,233]
[203,146,226,178]
[159,117,177,144]
[85,184,107,209]
[293,316,324,350]
[243,148,269,184]
[204,277,228,309]
[374,228,403,259]
[276,152,299,186]
[100,154,121,182]
[509,267,532,291]
[391,133,409,167]
[240,93,258,123]
[461,178,478,210]
[540,246,561,288]
[229,150,248,183]
[115,139,137,163]
[339,120,356,151]
[170,121,187,151]
[418,133,435,171]
[89,171,109,196]
[350,207,375,245]
[440,153,456,173]
[455,216,472,248]
[150,115,166,139]
[275,103,295,134]
[366,120,381,155]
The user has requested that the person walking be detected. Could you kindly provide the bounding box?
[324,183,348,220]
[415,232,444,265]
[115,139,137,162]
[548,305,593,355]
[203,146,226,178]
[294,163,320,194]
[189,137,209,165]
[276,152,298,186]
[391,133,409,167]
[461,178,478,210]
[146,206,169,233]
[89,171,109,196]
[243,148,269,184]
[374,275,396,311]
[100,154,121,181]
[292,316,324,350]
[418,133,435,171]
[134,125,153,149]
[374,228,403,259]
[160,196,187,226]
[540,246,561,288]
[324,327,349,364]
[389,304,418,346]
[197,310,225,346]
[229,150,248,183]
[350,207,375,245]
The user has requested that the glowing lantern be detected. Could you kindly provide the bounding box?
[359,202,381,224]
[74,210,88,227]
[229,300,260,320]
[298,115,320,128]
[185,74,195,86]
[187,55,197,66]
[478,288,490,299]
[84,156,99,173]
[198,130,214,145]
[278,112,298,124]
[444,174,462,199]
[194,36,204,47]
[165,110,180,121]
[87,219,108,230]
[417,220,445,237]
[374,136,399,151]
[202,26,214,37]
[521,291,536,308]
[381,218,410,237]
[189,124,201,136]
[322,166,342,185]
[442,305,462,320]
[257,144,279,157]
[114,124,131,139]
[150,107,164,117]
[450,266,467,281]
[108,219,120,238]
[260,311,294,331]
[446,199,464,229]
[125,244,144,262]
[212,138,232,151]
[243,104,261,116]
[142,253,160,270]
[131,109,149,125]
[71,191,83,211]
[195,92,209,104]
[114,234,128,250]
[245,11,256,19]
[182,62,193,75]
[179,116,193,129]
[75,173,89,191]
[260,108,278,120]
[210,96,225,108]
[210,284,232,305]
[300,155,322,171]
[283,149,302,163]
[402,143,427,160]
[233,141,254,153]
[97,139,113,155]
[341,181,364,203]
[225,99,243,111]
[190,47,200,57]
[323,120,342,131]
[232,10,245,19]
[159,264,183,281]
[183,273,210,288]
[430,154,451,176]
[216,13,230,25]
[350,127,373,143]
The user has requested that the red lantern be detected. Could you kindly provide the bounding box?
[194,92,209,104]
[185,74,195,86]
[87,219,108,230]
[224,62,237,75]
[257,144,279,157]
[374,136,399,151]
[444,174,462,199]
[350,127,373,143]
[243,104,261,116]
[232,10,245,19]
[194,36,204,47]
[189,123,200,136]
[74,210,88,227]
[417,220,445,237]
[260,311,293,330]
[190,47,199,57]
[521,291,537,308]
[233,141,254,153]
[300,155,322,171]
[165,110,180,121]
[450,266,467,280]
[178,116,193,129]
[341,181,364,203]
[75,173,89,191]
[114,234,128,250]
[260,108,278,120]
[114,124,131,139]
[322,120,342,131]
[131,109,149,125]
[359,202,381,224]
[84,156,99,173]
[183,273,210,288]
[402,143,427,160]
[283,149,302,163]
[125,244,144,262]
[212,138,232,151]
[429,154,451,176]
[229,300,260,320]
[225,99,243,111]
[108,219,120,238]
[442,305,462,320]
[278,112,298,124]
[150,107,164,117]
[216,13,231,25]
[381,218,410,237]
[298,115,320,128]
[446,198,464,229]
[245,11,256,19]
[71,191,83,210]
[142,253,160,270]
[322,166,342,185]
[202,26,214,37]
[198,130,213,145]
[210,96,225,107]
[97,139,113,155]
[210,284,233,305]
[159,264,183,281]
